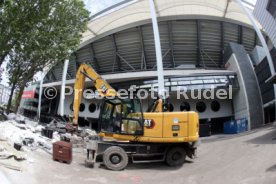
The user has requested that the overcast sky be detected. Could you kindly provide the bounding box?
[83,0,123,16]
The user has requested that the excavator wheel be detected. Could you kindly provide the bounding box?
[165,147,186,166]
[103,146,128,171]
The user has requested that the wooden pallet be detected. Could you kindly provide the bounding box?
[53,158,71,164]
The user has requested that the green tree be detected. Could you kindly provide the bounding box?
[6,51,27,113]
[0,0,37,66]
[4,0,89,113]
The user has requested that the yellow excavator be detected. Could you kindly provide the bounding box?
[72,63,199,170]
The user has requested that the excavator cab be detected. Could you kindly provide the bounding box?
[99,97,144,136]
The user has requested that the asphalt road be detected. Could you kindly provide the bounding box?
[1,124,276,184]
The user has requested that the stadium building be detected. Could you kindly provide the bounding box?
[19,0,276,135]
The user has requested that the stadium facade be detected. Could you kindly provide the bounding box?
[254,0,276,48]
[19,0,276,134]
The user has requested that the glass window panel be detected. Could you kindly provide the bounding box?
[191,80,203,84]
[178,81,191,85]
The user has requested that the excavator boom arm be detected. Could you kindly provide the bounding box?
[72,63,117,125]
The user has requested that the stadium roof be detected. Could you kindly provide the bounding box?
[80,0,257,47]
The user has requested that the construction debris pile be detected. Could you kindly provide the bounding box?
[0,113,97,171]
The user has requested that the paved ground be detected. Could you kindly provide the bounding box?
[1,124,276,184]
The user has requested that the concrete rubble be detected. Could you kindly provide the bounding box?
[0,113,98,171]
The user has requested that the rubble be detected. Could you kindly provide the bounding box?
[0,113,99,171]
[81,129,97,138]
[15,115,25,124]
[0,120,46,147]
[0,145,12,159]
[13,143,22,151]
[70,135,84,147]
[0,140,25,171]
[22,138,34,146]
[6,113,17,121]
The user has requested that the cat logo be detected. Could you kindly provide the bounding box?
[100,84,108,94]
[144,119,155,128]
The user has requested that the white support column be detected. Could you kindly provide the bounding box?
[148,0,166,98]
[236,0,276,120]
[59,59,69,116]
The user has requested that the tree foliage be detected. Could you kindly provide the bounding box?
[2,0,90,112]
